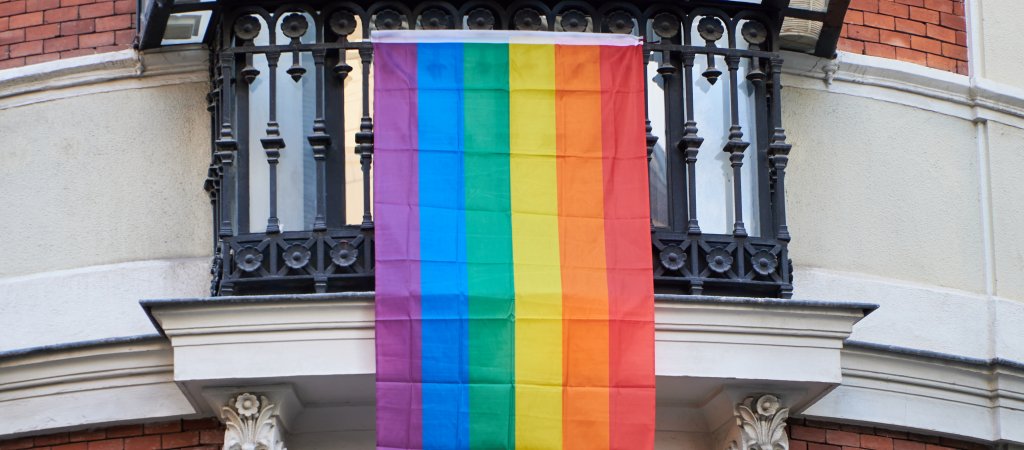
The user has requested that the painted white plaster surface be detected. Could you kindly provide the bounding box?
[783,87,985,294]
[0,258,209,351]
[0,82,212,278]
[975,0,1024,90]
[994,297,1024,363]
[0,340,196,437]
[802,346,1024,444]
[779,50,1024,366]
[794,267,1024,363]
[793,267,987,357]
[987,122,1024,301]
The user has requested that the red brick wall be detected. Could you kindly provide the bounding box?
[0,419,224,450]
[839,0,968,74]
[0,0,135,70]
[789,418,989,450]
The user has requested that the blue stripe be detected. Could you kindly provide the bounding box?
[418,42,470,450]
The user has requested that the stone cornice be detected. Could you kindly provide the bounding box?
[782,50,1024,129]
[0,45,209,109]
[803,343,1024,444]
[0,337,195,438]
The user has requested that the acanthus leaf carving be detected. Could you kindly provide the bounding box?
[735,394,790,450]
[221,393,287,450]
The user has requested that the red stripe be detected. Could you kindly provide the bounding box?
[600,44,655,450]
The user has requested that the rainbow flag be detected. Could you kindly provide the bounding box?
[373,30,655,450]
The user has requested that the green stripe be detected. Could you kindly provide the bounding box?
[464,42,515,449]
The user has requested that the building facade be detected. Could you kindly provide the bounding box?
[1,0,1022,448]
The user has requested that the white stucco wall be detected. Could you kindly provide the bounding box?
[987,121,1024,301]
[0,50,213,352]
[0,82,212,277]
[0,258,209,349]
[785,87,984,294]
[780,45,1024,365]
[973,0,1024,91]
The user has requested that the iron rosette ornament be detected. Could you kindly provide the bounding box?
[707,247,734,274]
[750,250,779,276]
[283,244,312,270]
[466,8,495,30]
[330,240,359,267]
[659,245,687,272]
[420,8,451,30]
[236,247,263,273]
[697,16,725,42]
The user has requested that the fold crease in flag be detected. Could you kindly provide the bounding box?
[373,30,655,450]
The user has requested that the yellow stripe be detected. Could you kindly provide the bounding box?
[510,43,562,450]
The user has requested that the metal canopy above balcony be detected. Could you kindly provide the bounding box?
[138,0,852,58]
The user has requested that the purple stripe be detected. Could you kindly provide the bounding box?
[373,42,422,450]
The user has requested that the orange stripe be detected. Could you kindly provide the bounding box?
[555,44,611,450]
[600,44,655,450]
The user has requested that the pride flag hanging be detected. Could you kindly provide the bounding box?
[373,30,655,450]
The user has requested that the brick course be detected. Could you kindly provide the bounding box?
[0,419,223,450]
[789,418,990,450]
[0,0,134,69]
[839,0,968,74]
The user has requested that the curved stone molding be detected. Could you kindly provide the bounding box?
[0,336,195,437]
[222,393,287,450]
[736,395,790,450]
[0,45,209,109]
[782,50,1024,129]
[803,343,1024,444]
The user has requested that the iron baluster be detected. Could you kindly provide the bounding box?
[261,49,285,234]
[215,51,238,239]
[642,44,658,232]
[356,46,374,230]
[309,45,331,294]
[768,56,791,242]
[214,50,239,296]
[681,49,703,236]
[235,17,260,234]
[309,48,331,232]
[329,10,356,229]
[650,13,685,234]
[642,46,656,165]
[724,53,749,238]
[680,17,705,295]
[659,52,686,234]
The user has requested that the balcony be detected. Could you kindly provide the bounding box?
[185,0,828,298]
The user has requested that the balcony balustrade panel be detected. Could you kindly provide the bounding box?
[206,0,794,298]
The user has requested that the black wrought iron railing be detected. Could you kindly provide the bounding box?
[206,0,794,298]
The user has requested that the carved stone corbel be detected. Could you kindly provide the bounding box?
[733,394,790,450]
[221,393,287,450]
[822,59,839,86]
